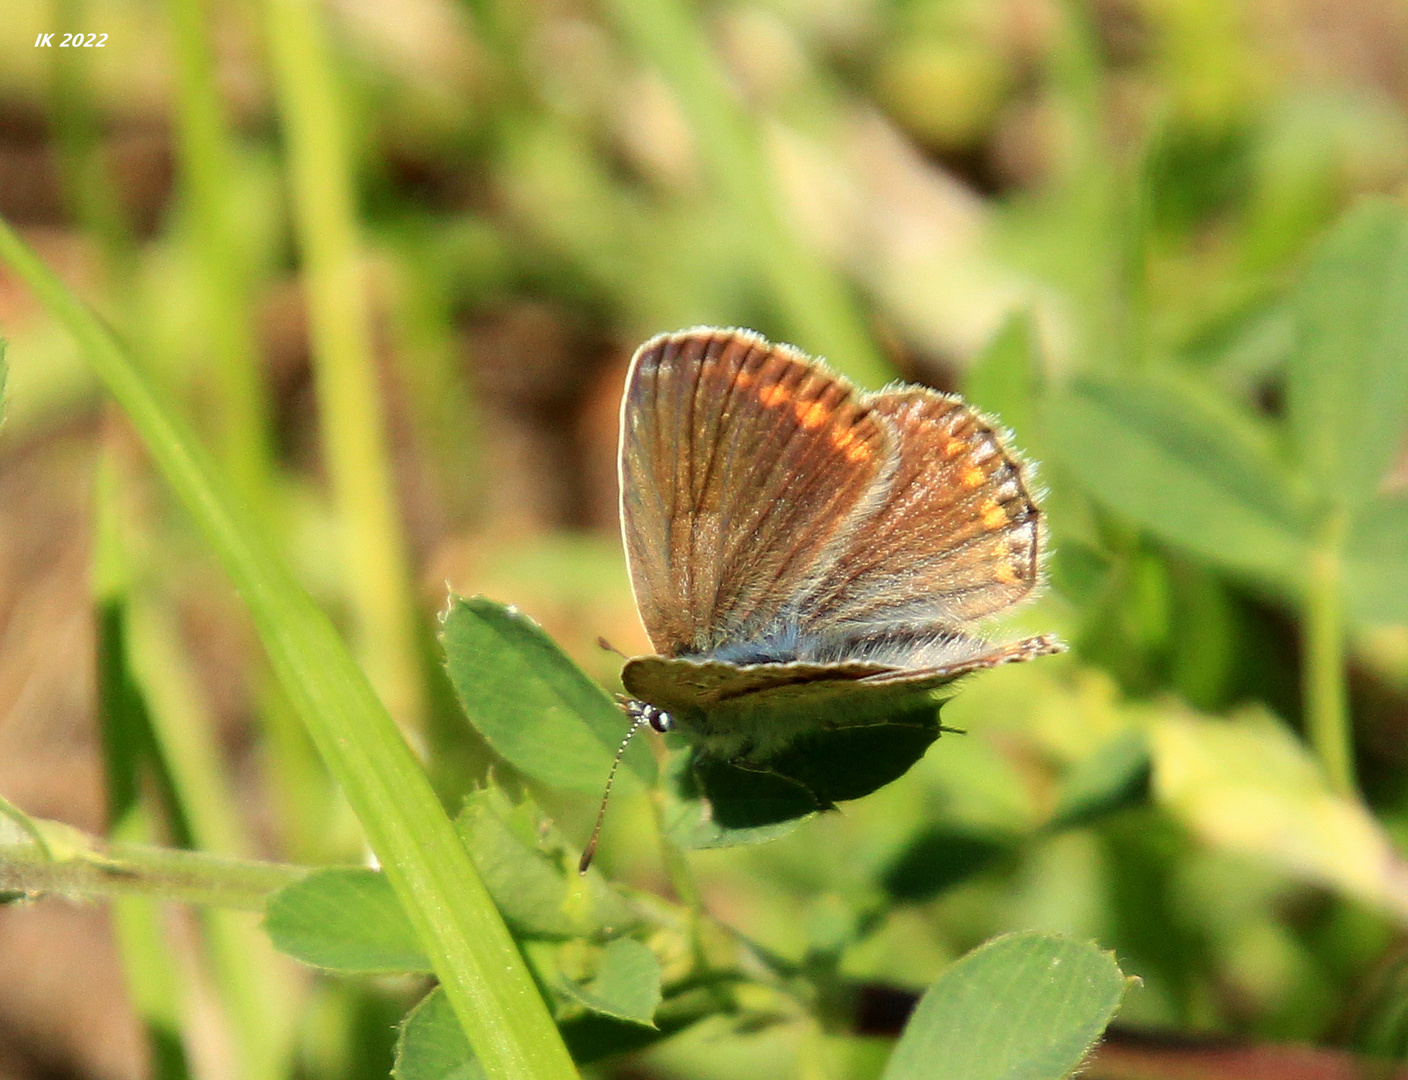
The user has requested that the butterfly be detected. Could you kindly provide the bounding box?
[579,327,1062,869]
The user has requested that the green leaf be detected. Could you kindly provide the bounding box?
[395,990,487,1080]
[1344,496,1408,625]
[663,784,807,851]
[441,596,654,793]
[881,932,1127,1080]
[264,792,645,968]
[1288,198,1408,506]
[265,868,431,974]
[558,939,662,1028]
[880,826,1013,904]
[455,788,640,940]
[685,755,822,829]
[1046,370,1309,587]
[665,705,943,848]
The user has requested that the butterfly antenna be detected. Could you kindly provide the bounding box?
[578,709,650,875]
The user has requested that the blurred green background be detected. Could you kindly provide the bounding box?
[1,0,1407,1078]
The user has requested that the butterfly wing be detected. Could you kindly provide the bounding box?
[797,388,1044,641]
[623,653,928,760]
[621,654,894,715]
[854,632,1065,688]
[623,632,1063,714]
[620,328,893,657]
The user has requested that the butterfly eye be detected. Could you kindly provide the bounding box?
[644,704,673,733]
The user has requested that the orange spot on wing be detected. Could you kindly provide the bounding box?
[758,383,789,407]
[796,400,830,429]
[960,466,986,488]
[994,563,1020,586]
[832,427,855,449]
[980,499,1008,530]
[942,438,966,459]
[844,440,872,463]
[734,371,753,389]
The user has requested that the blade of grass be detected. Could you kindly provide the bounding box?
[262,0,427,735]
[602,0,888,386]
[109,812,197,1080]
[167,0,273,509]
[0,219,580,1080]
[127,598,300,1080]
[51,0,135,279]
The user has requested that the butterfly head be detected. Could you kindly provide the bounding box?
[625,698,674,734]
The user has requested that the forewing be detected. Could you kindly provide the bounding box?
[620,328,892,656]
[800,389,1043,633]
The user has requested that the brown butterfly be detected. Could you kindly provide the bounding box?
[580,327,1062,869]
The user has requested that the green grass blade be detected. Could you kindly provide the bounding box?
[110,845,197,1080]
[263,0,427,734]
[166,0,273,508]
[125,598,300,1080]
[0,219,579,1080]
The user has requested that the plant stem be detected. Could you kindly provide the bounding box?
[0,820,307,909]
[1304,511,1357,797]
